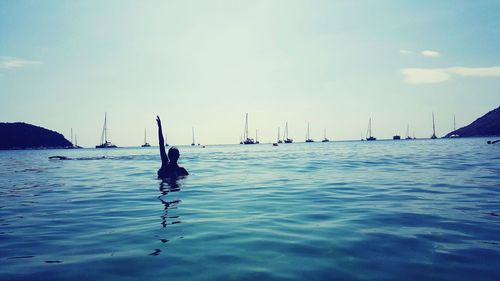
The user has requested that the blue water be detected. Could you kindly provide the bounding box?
[1,138,499,281]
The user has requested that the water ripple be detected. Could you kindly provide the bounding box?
[0,139,499,281]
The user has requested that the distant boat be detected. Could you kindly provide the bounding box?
[255,129,260,144]
[141,128,151,147]
[191,127,196,146]
[96,112,117,148]
[322,128,330,142]
[366,118,376,141]
[450,114,460,138]
[305,122,314,142]
[430,112,437,139]
[66,128,82,149]
[405,124,412,140]
[242,113,256,144]
[74,133,82,149]
[393,135,401,140]
[65,128,75,149]
[277,127,283,143]
[283,122,293,143]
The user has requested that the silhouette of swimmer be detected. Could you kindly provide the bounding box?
[48,155,107,160]
[487,139,500,144]
[157,116,188,178]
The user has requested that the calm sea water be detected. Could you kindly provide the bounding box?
[1,138,499,281]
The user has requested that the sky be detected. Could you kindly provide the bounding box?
[1,0,499,146]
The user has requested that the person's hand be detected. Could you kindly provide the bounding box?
[156,116,162,126]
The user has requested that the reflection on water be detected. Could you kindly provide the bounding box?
[158,178,183,229]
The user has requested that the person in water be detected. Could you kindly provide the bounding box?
[156,116,188,178]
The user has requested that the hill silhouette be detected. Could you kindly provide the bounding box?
[0,122,72,150]
[444,106,500,138]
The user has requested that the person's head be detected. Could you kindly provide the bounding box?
[168,147,180,163]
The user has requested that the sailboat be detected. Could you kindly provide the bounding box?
[405,124,412,140]
[96,112,117,148]
[66,128,82,149]
[305,122,314,142]
[450,115,460,138]
[242,113,256,144]
[74,134,82,149]
[283,122,293,143]
[191,127,196,146]
[366,118,376,141]
[165,132,169,147]
[273,127,280,146]
[322,128,330,142]
[65,128,75,149]
[430,112,437,139]
[255,129,260,144]
[141,128,151,147]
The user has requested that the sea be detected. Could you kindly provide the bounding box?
[1,138,499,281]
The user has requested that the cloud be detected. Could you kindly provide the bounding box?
[421,50,440,57]
[448,66,500,77]
[401,66,500,84]
[399,50,412,55]
[401,68,451,84]
[0,56,41,69]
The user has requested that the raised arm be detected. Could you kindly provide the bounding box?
[157,116,168,164]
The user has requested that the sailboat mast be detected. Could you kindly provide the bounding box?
[104,112,108,143]
[256,129,258,141]
[370,118,372,137]
[432,112,436,135]
[367,118,372,138]
[100,113,105,145]
[245,113,249,140]
[144,128,147,143]
[285,122,288,139]
[192,127,195,144]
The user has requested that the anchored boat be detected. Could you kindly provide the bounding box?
[366,118,376,141]
[242,113,256,144]
[96,112,117,148]
[305,122,314,143]
[141,128,151,147]
[450,115,460,138]
[283,122,293,143]
[431,112,437,139]
[322,128,330,142]
[405,124,412,140]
